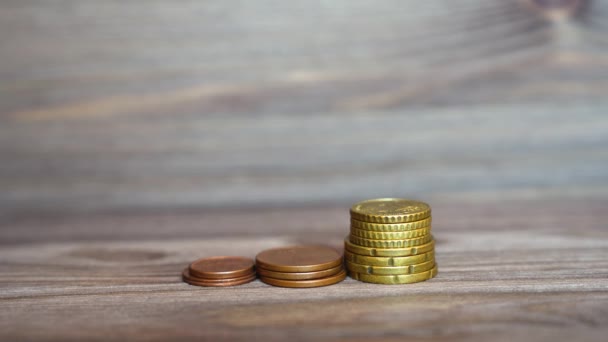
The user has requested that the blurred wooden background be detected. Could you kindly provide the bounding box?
[1,0,607,214]
[1,1,608,341]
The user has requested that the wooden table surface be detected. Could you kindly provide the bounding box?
[1,0,608,340]
[1,198,607,341]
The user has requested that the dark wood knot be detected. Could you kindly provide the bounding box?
[532,0,582,8]
[523,0,586,19]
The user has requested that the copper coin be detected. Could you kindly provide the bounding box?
[259,269,347,288]
[182,268,254,283]
[185,275,256,287]
[256,245,342,273]
[182,268,256,287]
[189,256,255,279]
[256,264,343,280]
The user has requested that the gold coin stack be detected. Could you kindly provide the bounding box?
[345,198,438,284]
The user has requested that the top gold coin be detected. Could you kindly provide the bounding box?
[350,198,431,223]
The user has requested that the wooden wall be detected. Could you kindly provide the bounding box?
[1,0,607,214]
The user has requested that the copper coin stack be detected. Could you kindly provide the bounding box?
[345,198,438,285]
[182,256,256,287]
[255,245,346,288]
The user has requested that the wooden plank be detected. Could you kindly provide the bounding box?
[1,0,608,213]
[2,106,608,213]
[1,197,607,244]
[1,199,607,341]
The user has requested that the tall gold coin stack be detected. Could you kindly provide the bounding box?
[345,198,438,284]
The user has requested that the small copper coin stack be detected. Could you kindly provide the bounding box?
[182,256,256,287]
[345,198,438,285]
[256,245,346,288]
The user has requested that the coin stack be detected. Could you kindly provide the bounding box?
[345,198,438,284]
[256,246,347,288]
[182,256,256,287]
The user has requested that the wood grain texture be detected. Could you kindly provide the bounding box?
[1,2,608,339]
[1,198,608,341]
[1,0,608,213]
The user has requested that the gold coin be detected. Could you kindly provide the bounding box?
[350,198,431,223]
[351,217,431,232]
[349,234,432,248]
[344,237,435,257]
[349,264,438,284]
[350,226,431,240]
[345,259,435,275]
[344,250,435,267]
